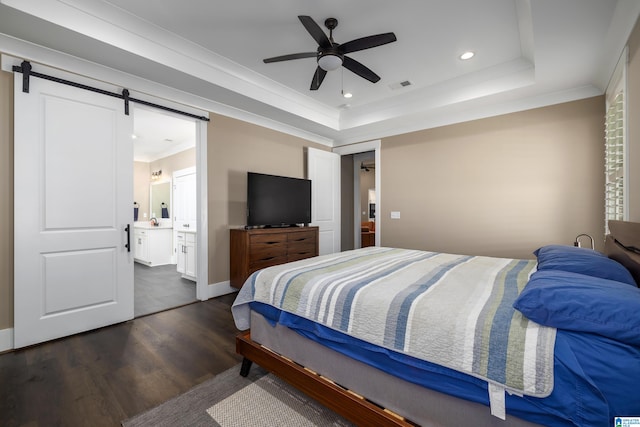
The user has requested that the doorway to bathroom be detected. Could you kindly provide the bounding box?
[132,107,198,317]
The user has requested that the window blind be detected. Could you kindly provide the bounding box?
[605,91,624,226]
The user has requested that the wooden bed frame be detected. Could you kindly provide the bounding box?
[236,331,415,426]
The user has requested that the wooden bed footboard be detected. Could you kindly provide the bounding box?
[235,331,415,426]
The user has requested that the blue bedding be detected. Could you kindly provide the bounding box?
[250,301,640,427]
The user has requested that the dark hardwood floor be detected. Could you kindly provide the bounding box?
[0,293,242,427]
[134,263,196,317]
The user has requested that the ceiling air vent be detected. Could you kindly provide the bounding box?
[389,80,412,90]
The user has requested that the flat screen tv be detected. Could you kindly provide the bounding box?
[247,172,312,227]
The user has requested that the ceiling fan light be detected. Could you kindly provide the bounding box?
[318,54,343,71]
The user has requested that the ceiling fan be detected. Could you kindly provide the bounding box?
[361,161,375,171]
[263,15,397,91]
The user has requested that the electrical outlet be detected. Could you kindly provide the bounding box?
[391,211,401,219]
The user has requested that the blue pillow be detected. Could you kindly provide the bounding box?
[514,270,640,346]
[534,244,636,286]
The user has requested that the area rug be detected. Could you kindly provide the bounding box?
[122,364,354,427]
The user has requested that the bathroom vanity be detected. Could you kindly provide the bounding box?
[133,222,173,266]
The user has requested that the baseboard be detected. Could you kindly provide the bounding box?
[0,328,14,352]
[204,280,237,299]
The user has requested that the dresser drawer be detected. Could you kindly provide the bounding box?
[250,233,287,245]
[288,240,316,255]
[287,231,316,261]
[287,242,317,262]
[287,230,316,244]
[249,255,288,273]
[249,233,287,261]
[249,243,287,262]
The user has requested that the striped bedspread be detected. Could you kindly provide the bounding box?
[232,247,556,397]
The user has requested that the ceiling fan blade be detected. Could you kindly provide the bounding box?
[343,56,380,83]
[263,52,317,63]
[298,15,331,48]
[310,67,327,90]
[339,32,397,54]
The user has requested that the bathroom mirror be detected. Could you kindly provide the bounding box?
[150,181,171,221]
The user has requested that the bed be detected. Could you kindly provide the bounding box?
[232,223,640,426]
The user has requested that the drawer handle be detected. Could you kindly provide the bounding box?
[260,256,276,261]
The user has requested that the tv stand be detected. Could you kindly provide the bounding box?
[230,226,319,289]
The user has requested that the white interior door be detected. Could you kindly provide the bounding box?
[173,167,197,231]
[307,147,341,255]
[13,65,134,348]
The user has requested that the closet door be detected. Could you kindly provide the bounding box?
[13,65,134,348]
[173,167,197,231]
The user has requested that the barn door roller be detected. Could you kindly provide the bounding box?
[12,60,209,121]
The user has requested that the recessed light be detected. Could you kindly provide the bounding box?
[460,51,475,60]
[131,134,138,139]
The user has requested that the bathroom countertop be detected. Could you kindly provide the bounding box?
[134,221,173,229]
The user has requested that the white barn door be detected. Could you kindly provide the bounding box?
[307,147,341,255]
[13,66,134,348]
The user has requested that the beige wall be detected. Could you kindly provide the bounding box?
[628,16,640,221]
[207,113,328,283]
[0,70,13,331]
[149,148,195,184]
[380,97,605,259]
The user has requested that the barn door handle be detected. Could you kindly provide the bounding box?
[124,224,131,252]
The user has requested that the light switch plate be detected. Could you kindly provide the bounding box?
[391,211,401,219]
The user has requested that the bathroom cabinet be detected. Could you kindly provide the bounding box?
[133,225,173,266]
[176,230,197,281]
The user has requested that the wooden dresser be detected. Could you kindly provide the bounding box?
[230,226,319,289]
